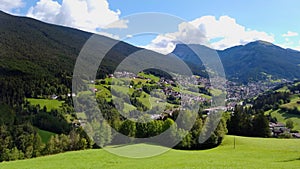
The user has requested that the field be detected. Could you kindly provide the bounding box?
[27,98,64,111]
[267,109,300,131]
[263,94,300,131]
[1,136,300,169]
[38,129,56,143]
[280,94,300,110]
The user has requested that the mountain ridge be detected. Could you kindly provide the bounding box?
[1,10,300,84]
[172,40,300,83]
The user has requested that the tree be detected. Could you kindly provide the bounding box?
[59,134,70,151]
[162,118,177,145]
[227,105,252,136]
[99,121,112,147]
[252,112,270,137]
[44,135,62,154]
[9,147,24,161]
[119,119,136,138]
[176,129,192,149]
[191,118,203,145]
[69,130,81,151]
[286,119,294,129]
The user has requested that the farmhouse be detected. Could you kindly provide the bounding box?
[269,122,290,137]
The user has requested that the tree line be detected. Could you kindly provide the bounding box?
[0,123,91,162]
[76,93,228,150]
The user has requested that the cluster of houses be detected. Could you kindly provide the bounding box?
[226,80,284,101]
[73,71,300,139]
[269,122,300,138]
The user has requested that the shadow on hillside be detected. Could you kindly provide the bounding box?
[277,109,300,120]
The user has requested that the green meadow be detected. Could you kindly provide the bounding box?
[27,98,64,111]
[37,129,56,143]
[1,136,300,169]
[267,109,300,131]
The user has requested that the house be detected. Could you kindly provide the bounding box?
[51,94,58,100]
[90,88,98,93]
[269,122,290,137]
[292,133,300,138]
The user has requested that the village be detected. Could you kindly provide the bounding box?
[74,71,300,138]
[110,71,284,109]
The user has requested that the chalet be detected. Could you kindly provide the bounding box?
[90,88,98,93]
[292,133,300,138]
[150,114,162,120]
[269,122,290,137]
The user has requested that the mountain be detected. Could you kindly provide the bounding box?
[2,10,300,84]
[172,41,300,83]
[0,11,141,78]
[0,11,88,76]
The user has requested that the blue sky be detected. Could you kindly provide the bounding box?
[1,0,300,53]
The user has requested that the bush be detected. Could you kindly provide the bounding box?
[278,132,292,139]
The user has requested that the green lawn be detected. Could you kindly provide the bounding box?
[37,129,56,143]
[1,136,300,169]
[123,103,136,113]
[27,98,64,111]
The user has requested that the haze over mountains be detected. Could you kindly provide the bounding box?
[1,10,300,83]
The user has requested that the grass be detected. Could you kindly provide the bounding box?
[76,112,87,120]
[210,88,223,96]
[267,109,300,131]
[38,129,56,143]
[27,98,64,111]
[138,72,160,82]
[263,94,300,131]
[280,94,300,110]
[276,85,290,92]
[94,85,111,98]
[123,103,136,113]
[1,136,300,169]
[111,85,131,94]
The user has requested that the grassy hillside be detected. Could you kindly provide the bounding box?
[267,110,300,131]
[1,136,300,169]
[0,11,91,77]
[37,129,56,143]
[27,98,64,111]
[0,11,142,78]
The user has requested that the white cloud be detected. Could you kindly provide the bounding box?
[26,0,127,34]
[282,31,299,37]
[145,15,275,53]
[143,22,208,54]
[192,16,274,50]
[103,19,129,29]
[27,0,61,23]
[0,0,25,13]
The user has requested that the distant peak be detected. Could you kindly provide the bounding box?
[247,40,274,46]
